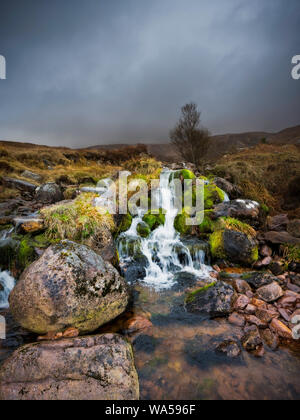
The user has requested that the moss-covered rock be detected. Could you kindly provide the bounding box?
[172,169,196,181]
[0,238,19,271]
[118,213,133,233]
[209,229,258,266]
[143,209,165,231]
[212,217,256,238]
[137,222,151,238]
[197,210,215,233]
[174,209,193,235]
[17,238,36,270]
[204,184,225,209]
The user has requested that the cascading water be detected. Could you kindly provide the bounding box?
[118,169,213,290]
[0,271,15,309]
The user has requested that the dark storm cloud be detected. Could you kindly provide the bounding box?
[0,0,299,147]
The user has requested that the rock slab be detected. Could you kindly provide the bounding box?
[0,334,139,400]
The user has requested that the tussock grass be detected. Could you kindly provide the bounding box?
[210,144,300,214]
[40,193,115,241]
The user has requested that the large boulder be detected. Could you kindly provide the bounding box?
[35,183,63,204]
[209,229,258,266]
[185,281,236,318]
[9,240,129,334]
[0,334,139,400]
[213,199,260,220]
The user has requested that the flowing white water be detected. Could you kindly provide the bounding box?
[118,169,213,290]
[0,271,15,309]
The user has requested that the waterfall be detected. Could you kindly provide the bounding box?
[118,169,213,290]
[0,271,15,309]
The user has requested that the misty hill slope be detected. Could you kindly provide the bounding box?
[87,125,300,162]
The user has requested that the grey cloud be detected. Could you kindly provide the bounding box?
[0,0,299,147]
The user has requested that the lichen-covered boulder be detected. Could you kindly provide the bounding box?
[9,240,129,334]
[35,183,63,204]
[209,229,258,266]
[185,281,236,318]
[0,334,139,400]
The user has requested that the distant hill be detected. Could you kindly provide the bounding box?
[87,125,300,162]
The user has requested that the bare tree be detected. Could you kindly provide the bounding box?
[170,103,211,167]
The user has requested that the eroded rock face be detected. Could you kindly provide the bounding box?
[9,240,129,334]
[186,281,236,318]
[0,334,139,400]
[35,183,63,204]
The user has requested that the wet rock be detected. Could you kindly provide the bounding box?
[255,308,278,324]
[228,312,245,327]
[234,295,250,311]
[260,328,279,350]
[213,178,242,199]
[0,334,139,400]
[251,298,267,308]
[287,219,300,238]
[21,170,43,183]
[267,214,289,232]
[287,283,300,293]
[232,279,252,294]
[261,256,272,266]
[14,218,44,234]
[220,229,258,266]
[185,281,236,318]
[270,319,292,339]
[278,308,290,322]
[241,272,275,289]
[269,262,285,276]
[213,199,260,220]
[2,177,36,194]
[0,238,19,270]
[9,240,129,334]
[241,328,263,352]
[260,245,272,258]
[35,183,63,204]
[244,304,257,315]
[123,315,153,336]
[263,231,300,245]
[245,315,267,329]
[256,282,284,303]
[216,340,241,358]
[289,262,300,274]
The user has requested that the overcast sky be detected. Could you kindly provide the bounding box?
[0,0,299,147]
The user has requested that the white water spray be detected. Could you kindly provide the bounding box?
[0,271,15,309]
[118,169,213,290]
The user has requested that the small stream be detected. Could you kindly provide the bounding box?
[0,173,299,399]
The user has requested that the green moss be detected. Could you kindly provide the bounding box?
[204,184,224,209]
[251,245,259,263]
[185,282,217,303]
[197,210,215,233]
[174,209,192,235]
[137,222,151,238]
[209,230,226,259]
[18,237,35,270]
[173,169,196,180]
[213,217,256,238]
[143,209,165,230]
[119,213,133,233]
